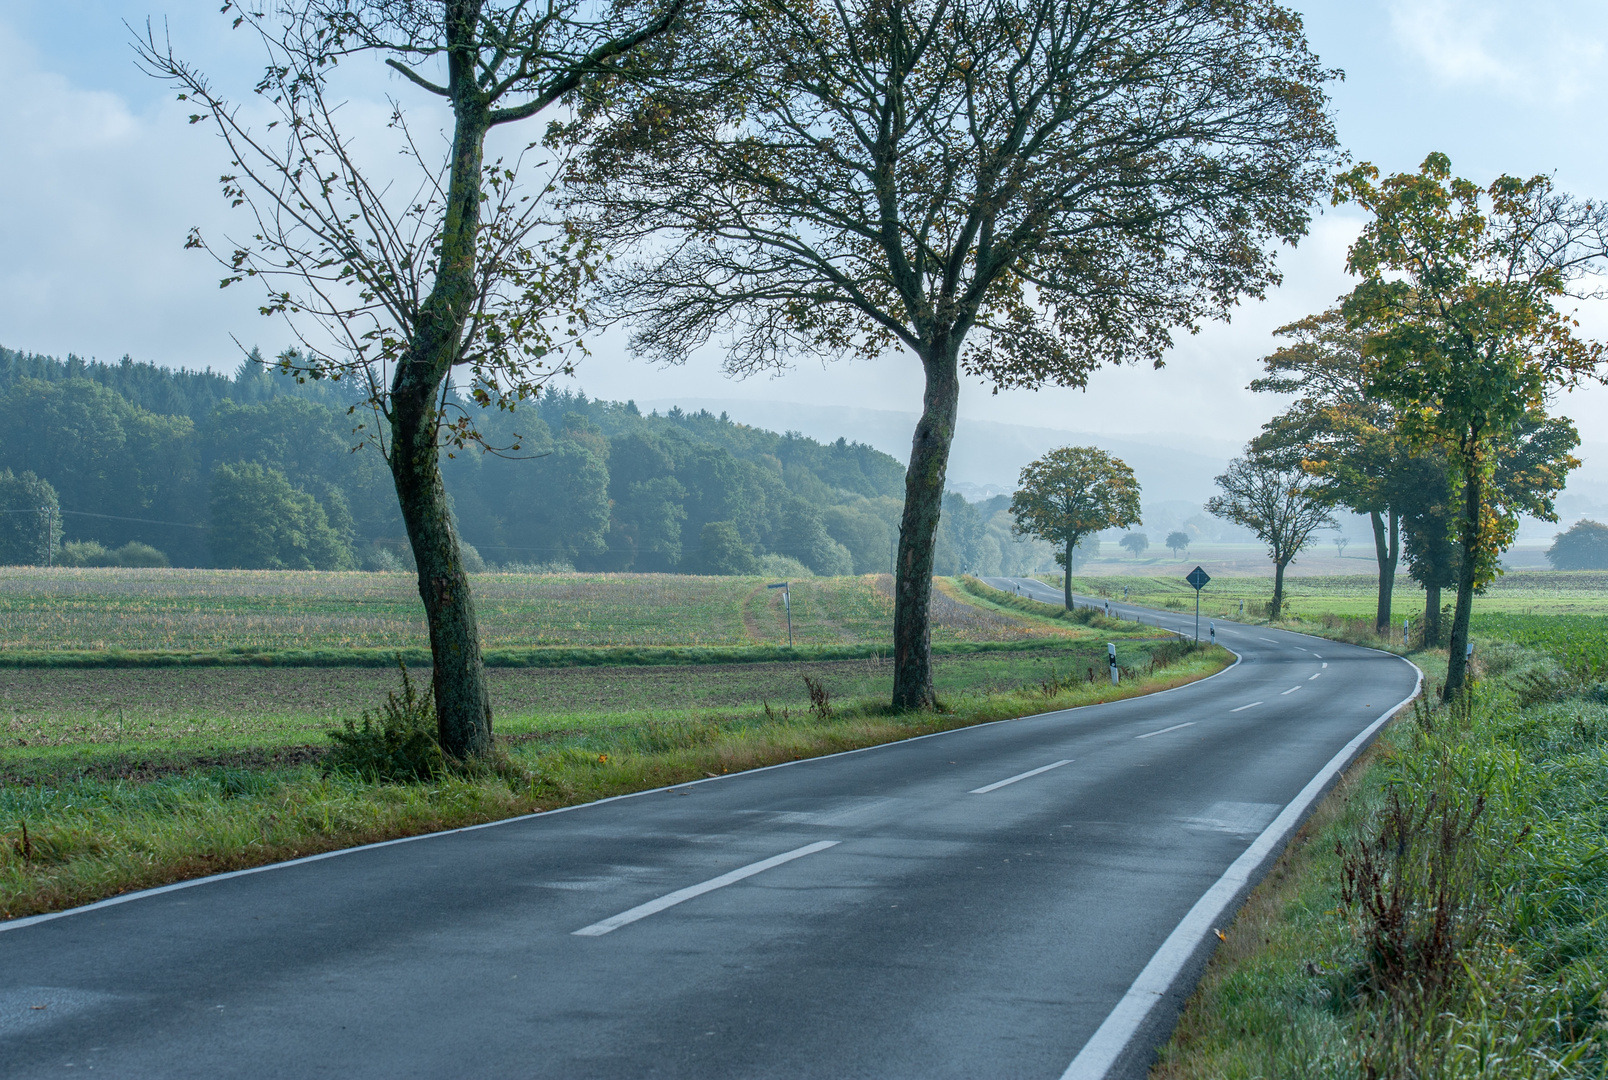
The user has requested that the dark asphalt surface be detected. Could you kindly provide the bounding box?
[1,578,1419,1079]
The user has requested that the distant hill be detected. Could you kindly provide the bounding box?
[0,347,1056,576]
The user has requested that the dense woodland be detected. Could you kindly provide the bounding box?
[0,346,1051,576]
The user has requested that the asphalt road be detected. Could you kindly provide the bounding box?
[1,579,1419,1079]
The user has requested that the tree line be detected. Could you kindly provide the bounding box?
[0,346,1050,578]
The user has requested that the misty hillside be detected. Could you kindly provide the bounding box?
[0,347,1055,576]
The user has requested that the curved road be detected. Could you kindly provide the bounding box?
[1,579,1418,1079]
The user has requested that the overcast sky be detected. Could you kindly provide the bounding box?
[4,0,1608,457]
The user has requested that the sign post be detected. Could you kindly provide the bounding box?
[1185,566,1211,643]
[767,582,792,648]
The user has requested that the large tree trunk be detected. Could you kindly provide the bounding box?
[392,27,495,759]
[1063,536,1075,611]
[1423,582,1441,647]
[392,378,493,759]
[892,347,961,710]
[1444,459,1483,698]
[1370,509,1399,633]
[1270,558,1288,620]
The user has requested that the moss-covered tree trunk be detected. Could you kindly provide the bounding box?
[1062,536,1075,611]
[892,346,961,710]
[1270,557,1289,620]
[1370,509,1399,633]
[1423,583,1441,646]
[1444,460,1483,698]
[390,13,495,758]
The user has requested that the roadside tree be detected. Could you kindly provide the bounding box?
[568,0,1339,708]
[1010,447,1140,610]
[1250,308,1422,633]
[1166,531,1191,558]
[1207,453,1334,619]
[137,0,685,757]
[1336,154,1606,695]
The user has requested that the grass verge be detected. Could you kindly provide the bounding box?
[0,644,1231,922]
[1152,637,1608,1078]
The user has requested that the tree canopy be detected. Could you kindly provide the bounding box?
[1010,446,1140,609]
[1207,452,1334,619]
[1548,520,1608,570]
[1336,153,1604,694]
[138,0,690,758]
[570,0,1339,708]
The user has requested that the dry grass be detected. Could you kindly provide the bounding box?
[0,569,954,652]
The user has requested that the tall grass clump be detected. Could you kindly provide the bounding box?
[323,659,446,782]
[1157,644,1608,1080]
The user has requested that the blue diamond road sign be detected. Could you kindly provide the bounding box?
[1186,566,1211,591]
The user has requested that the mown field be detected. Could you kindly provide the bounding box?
[0,568,1044,654]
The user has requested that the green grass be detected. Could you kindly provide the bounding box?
[1152,624,1608,1078]
[0,640,1231,920]
[1041,570,1608,623]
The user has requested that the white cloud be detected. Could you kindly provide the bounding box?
[0,19,269,370]
[1387,0,1607,104]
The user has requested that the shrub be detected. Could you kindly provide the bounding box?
[58,540,170,567]
[755,553,812,578]
[324,660,446,782]
[113,542,169,568]
[58,540,112,567]
[459,541,488,573]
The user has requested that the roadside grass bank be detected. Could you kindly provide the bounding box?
[1152,636,1608,1078]
[0,642,1231,921]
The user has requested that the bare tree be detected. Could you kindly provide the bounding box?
[567,0,1339,708]
[1207,453,1334,620]
[136,0,683,758]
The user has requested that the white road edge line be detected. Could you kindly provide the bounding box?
[1134,722,1194,740]
[572,841,839,937]
[1229,702,1262,713]
[1057,659,1423,1080]
[970,759,1074,794]
[1281,686,1301,695]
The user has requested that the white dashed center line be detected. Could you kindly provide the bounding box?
[572,841,840,937]
[1309,672,1321,680]
[1230,702,1262,712]
[970,759,1074,794]
[1135,722,1195,740]
[1281,686,1301,695]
